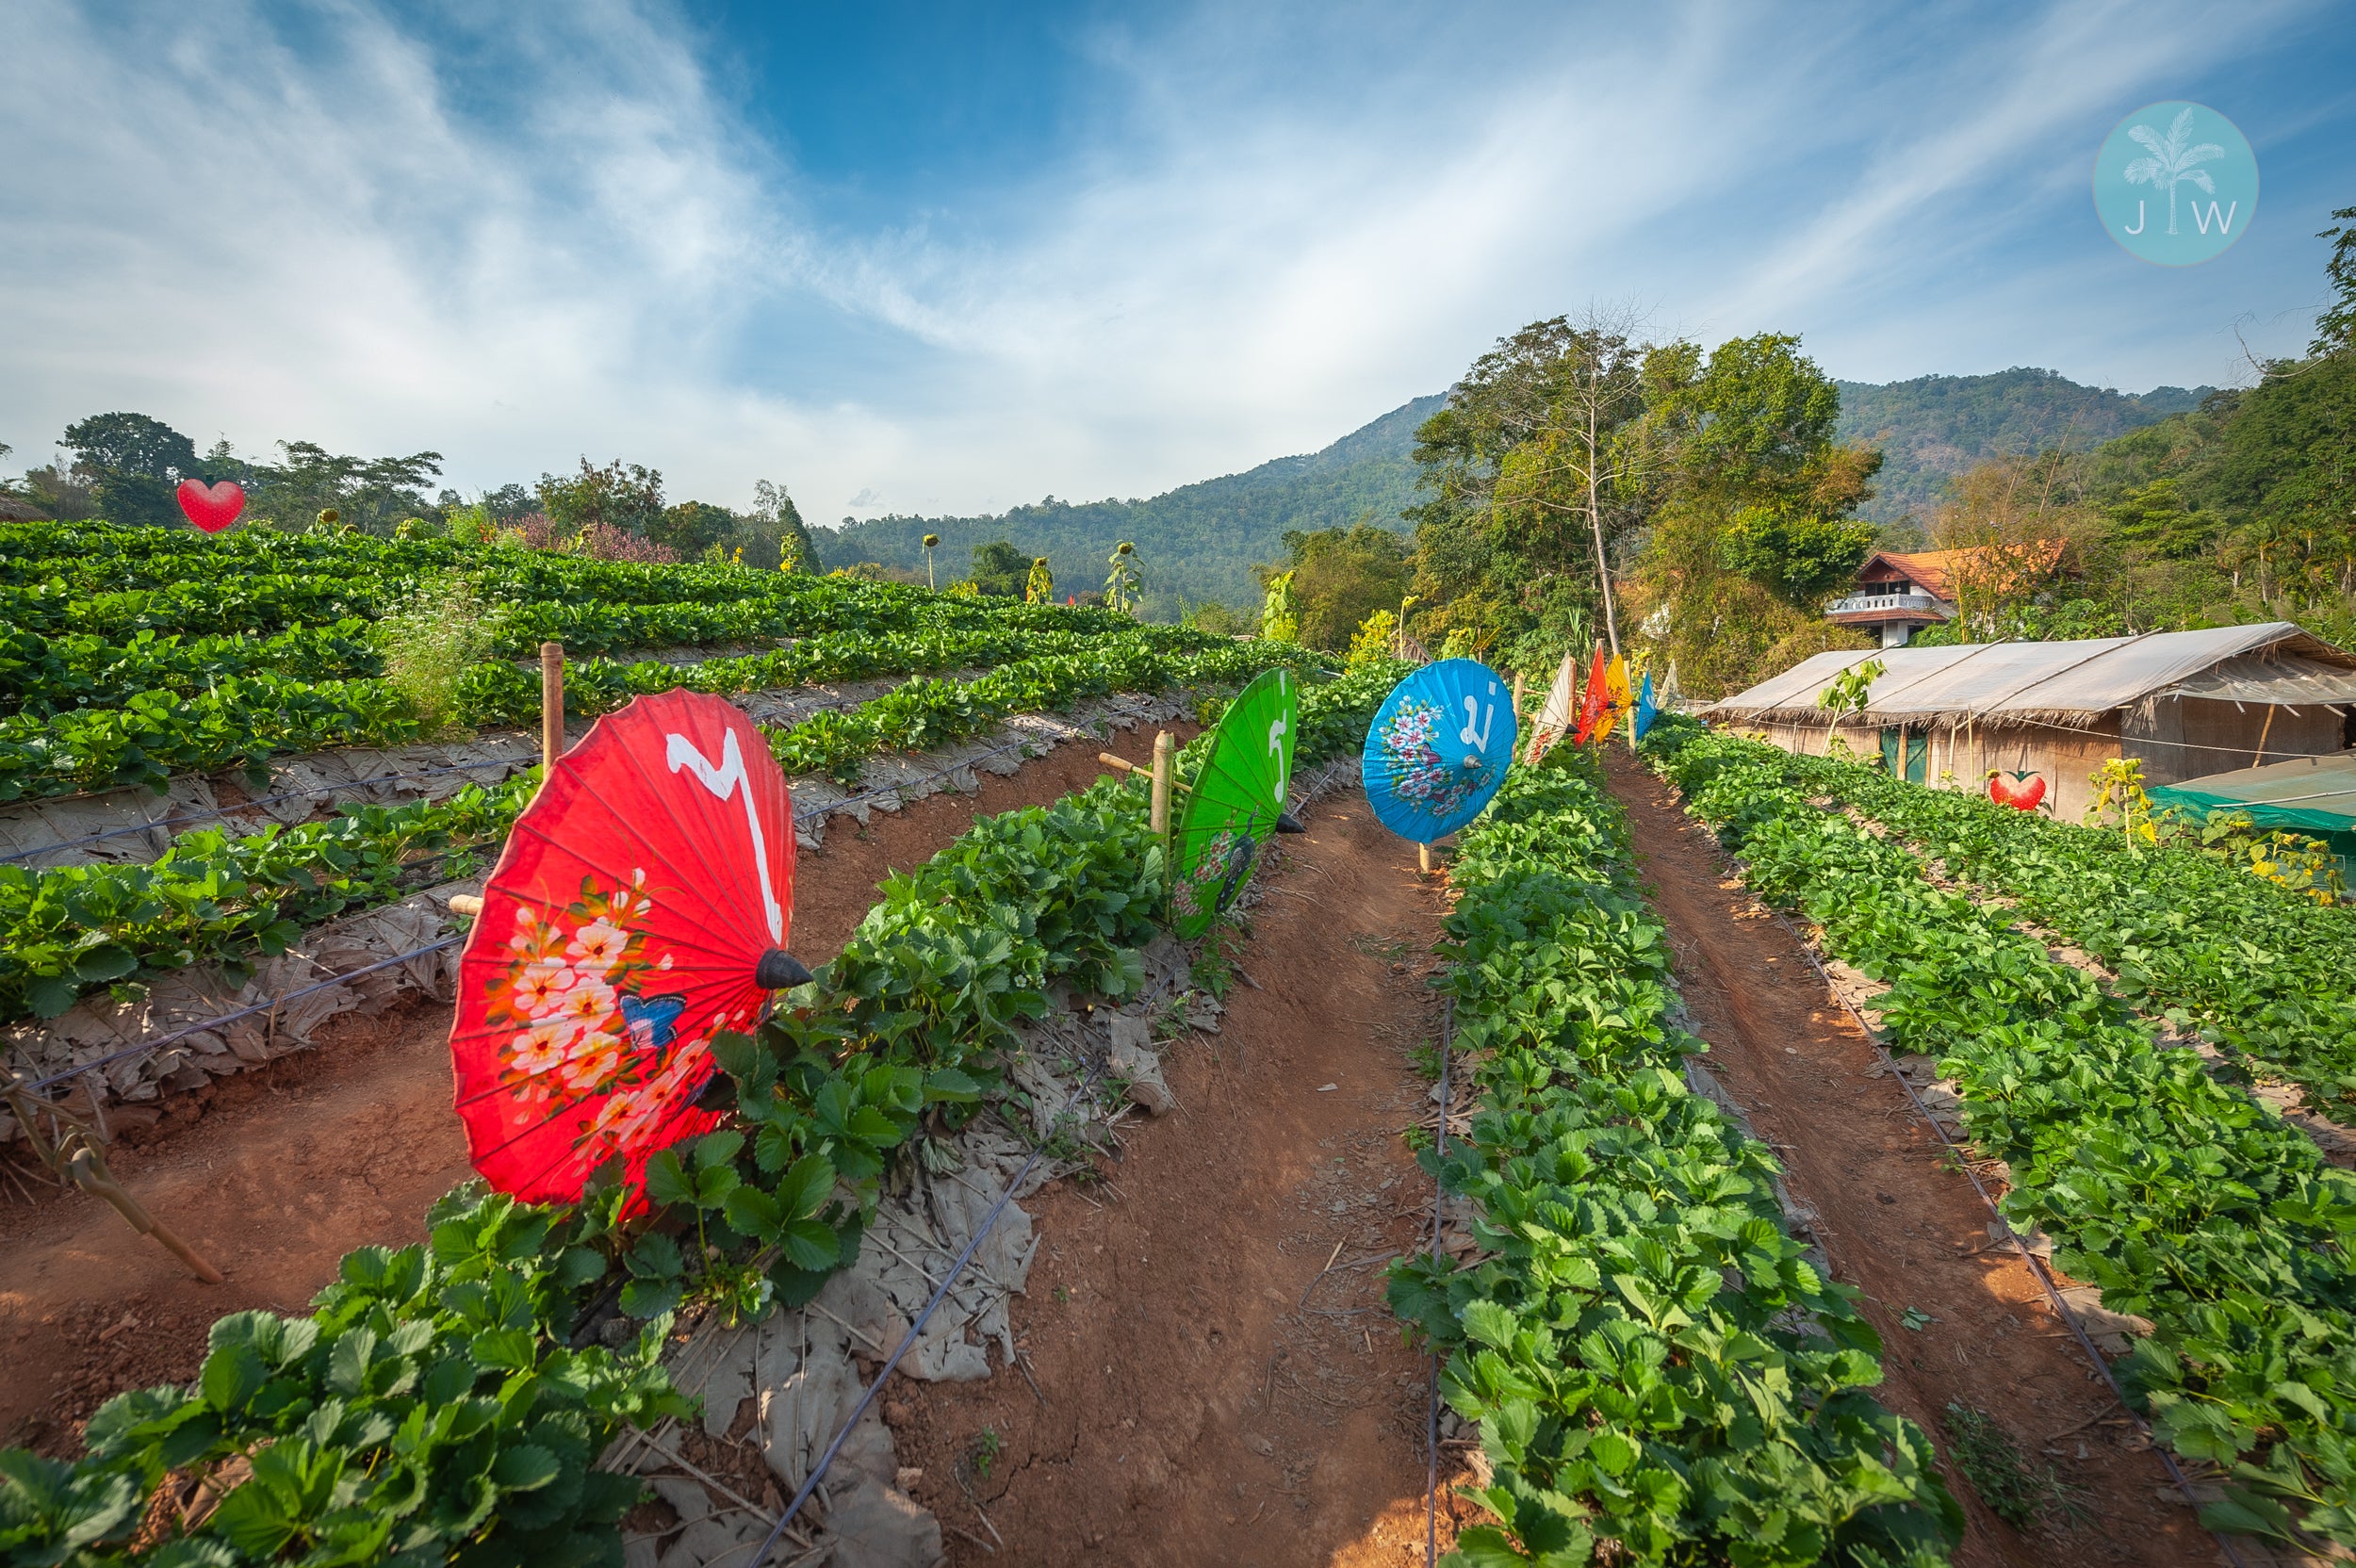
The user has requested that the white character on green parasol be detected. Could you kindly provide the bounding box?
[1169,668,1305,939]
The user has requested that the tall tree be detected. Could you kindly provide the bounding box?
[1258,522,1410,650]
[966,539,1028,596]
[537,458,664,542]
[1625,334,1882,695]
[242,441,444,533]
[750,480,817,571]
[1406,312,1654,668]
[2315,204,2356,357]
[61,412,201,528]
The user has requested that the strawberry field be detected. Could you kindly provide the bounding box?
[10,517,2351,1566]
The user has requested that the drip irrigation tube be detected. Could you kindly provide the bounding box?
[744,1038,1114,1566]
[1425,996,1452,1568]
[1763,905,2253,1568]
[8,939,466,1098]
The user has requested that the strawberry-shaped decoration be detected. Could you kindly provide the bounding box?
[1987,770,2047,810]
[175,480,246,533]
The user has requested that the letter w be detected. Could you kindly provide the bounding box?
[2193,201,2237,236]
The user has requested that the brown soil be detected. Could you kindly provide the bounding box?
[1603,750,2216,1567]
[886,795,1472,1566]
[0,728,1190,1455]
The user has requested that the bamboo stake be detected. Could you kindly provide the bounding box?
[1150,731,1175,838]
[1097,751,1193,794]
[1419,843,1432,874]
[1512,672,1526,721]
[541,642,565,771]
[68,1143,223,1284]
[2252,703,2278,768]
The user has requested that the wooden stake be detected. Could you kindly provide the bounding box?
[68,1144,223,1284]
[1150,730,1175,837]
[540,642,565,770]
[1513,671,1526,720]
[2252,703,2278,768]
[1419,842,1432,874]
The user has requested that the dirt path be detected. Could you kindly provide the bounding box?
[886,793,1469,1566]
[0,729,1190,1454]
[1603,751,2215,1568]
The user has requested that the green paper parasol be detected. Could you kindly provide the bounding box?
[1170,668,1300,939]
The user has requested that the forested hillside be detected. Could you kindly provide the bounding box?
[813,395,1442,616]
[1837,368,2210,525]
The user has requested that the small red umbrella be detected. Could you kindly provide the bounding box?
[450,689,812,1206]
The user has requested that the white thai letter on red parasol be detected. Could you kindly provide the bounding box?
[665,727,785,942]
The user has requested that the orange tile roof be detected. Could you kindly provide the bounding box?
[1857,543,2068,602]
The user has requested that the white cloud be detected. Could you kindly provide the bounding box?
[0,0,2335,520]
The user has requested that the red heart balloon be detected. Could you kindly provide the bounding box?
[176,479,246,533]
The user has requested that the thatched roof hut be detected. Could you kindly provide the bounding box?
[1704,623,2356,822]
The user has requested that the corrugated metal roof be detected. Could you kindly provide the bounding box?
[1706,622,2356,727]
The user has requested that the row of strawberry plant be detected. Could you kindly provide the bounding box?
[4,521,819,609]
[1,773,535,1024]
[1654,729,2356,1551]
[2,521,1124,646]
[1386,754,1962,1567]
[0,656,1396,1564]
[0,631,1283,1021]
[0,604,1181,747]
[0,622,1241,804]
[0,574,1115,705]
[0,621,379,717]
[1768,747,2356,1126]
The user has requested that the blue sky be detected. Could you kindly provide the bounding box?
[4,0,2351,522]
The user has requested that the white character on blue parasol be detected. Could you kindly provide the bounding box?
[1361,658,1517,845]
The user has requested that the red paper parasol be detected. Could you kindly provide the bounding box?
[450,690,811,1206]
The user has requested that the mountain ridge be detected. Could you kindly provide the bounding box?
[815,367,2215,611]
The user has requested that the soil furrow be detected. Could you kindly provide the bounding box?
[884,794,1470,1565]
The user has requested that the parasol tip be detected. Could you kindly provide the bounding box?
[1275,810,1305,834]
[757,949,814,989]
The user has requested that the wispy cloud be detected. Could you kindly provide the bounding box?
[1,0,2341,522]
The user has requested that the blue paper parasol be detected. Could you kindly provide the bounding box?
[1361,659,1517,843]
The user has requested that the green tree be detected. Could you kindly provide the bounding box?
[61,412,201,528]
[653,500,741,558]
[2102,478,2217,560]
[1718,505,1878,610]
[1257,522,1410,650]
[966,539,1028,596]
[538,458,664,543]
[1625,334,1882,695]
[751,480,816,571]
[1405,313,1657,670]
[2315,204,2356,357]
[209,440,443,535]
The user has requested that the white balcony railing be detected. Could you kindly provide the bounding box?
[1828,591,1952,617]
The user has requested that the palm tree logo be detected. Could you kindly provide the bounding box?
[2122,106,2224,236]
